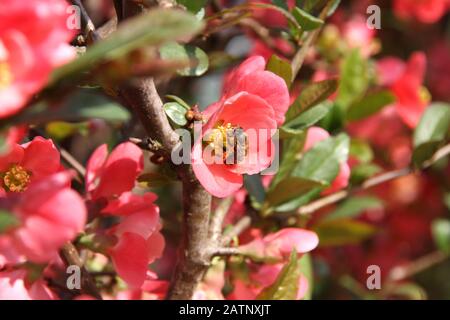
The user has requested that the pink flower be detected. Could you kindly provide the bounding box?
[377,52,428,128]
[393,0,449,23]
[86,142,144,200]
[104,192,165,288]
[0,137,61,194]
[0,0,75,118]
[0,270,56,300]
[0,171,86,263]
[192,56,289,198]
[341,15,378,57]
[304,127,350,194]
[239,228,319,260]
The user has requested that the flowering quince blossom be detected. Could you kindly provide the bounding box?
[192,56,289,198]
[0,171,86,263]
[393,0,450,23]
[103,192,165,288]
[0,137,61,195]
[238,228,319,260]
[0,0,75,118]
[377,52,428,128]
[304,127,350,194]
[0,270,56,300]
[86,142,144,200]
[86,142,165,288]
[228,228,318,300]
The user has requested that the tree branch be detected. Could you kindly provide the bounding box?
[115,0,213,300]
[60,242,102,299]
[297,143,450,216]
[291,1,334,78]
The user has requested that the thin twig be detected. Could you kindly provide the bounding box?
[60,243,102,299]
[388,251,449,282]
[221,216,252,246]
[297,143,450,216]
[209,197,234,243]
[213,247,243,256]
[291,1,334,78]
[60,148,87,178]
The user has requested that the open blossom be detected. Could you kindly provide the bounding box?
[0,171,86,263]
[0,137,61,195]
[238,228,319,260]
[0,0,75,118]
[86,142,144,200]
[377,52,428,128]
[304,127,350,194]
[0,270,56,300]
[86,143,165,288]
[229,228,318,300]
[104,192,165,288]
[393,0,450,23]
[192,56,289,198]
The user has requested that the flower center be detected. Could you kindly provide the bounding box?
[418,86,431,105]
[204,121,248,164]
[3,164,31,193]
[0,62,12,89]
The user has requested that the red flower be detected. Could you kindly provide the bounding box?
[192,56,289,198]
[0,0,75,118]
[239,228,319,260]
[0,171,86,263]
[0,270,56,300]
[393,0,449,23]
[86,142,144,200]
[105,192,165,288]
[0,137,61,194]
[377,52,428,128]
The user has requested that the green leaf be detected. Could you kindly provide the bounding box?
[272,0,289,10]
[45,121,88,141]
[244,175,266,205]
[431,219,450,254]
[313,219,377,247]
[0,210,20,234]
[10,89,130,125]
[444,193,450,211]
[159,42,209,77]
[350,163,382,184]
[266,177,324,207]
[271,132,306,186]
[385,282,427,300]
[176,0,208,13]
[283,101,332,130]
[266,55,293,87]
[51,9,203,83]
[349,139,374,164]
[138,172,174,188]
[325,196,383,221]
[165,95,191,110]
[292,7,324,31]
[293,133,350,183]
[257,250,302,300]
[285,79,338,122]
[347,90,396,121]
[336,49,369,111]
[413,103,450,166]
[299,254,313,300]
[164,102,188,126]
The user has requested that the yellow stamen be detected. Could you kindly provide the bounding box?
[0,62,12,89]
[204,121,248,164]
[419,86,431,105]
[3,164,31,193]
